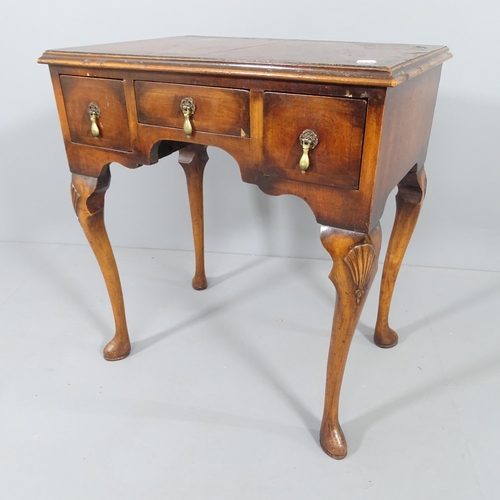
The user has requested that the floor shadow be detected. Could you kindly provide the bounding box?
[357,278,500,346]
[71,390,319,449]
[39,245,120,338]
[207,256,267,287]
[131,258,283,355]
[131,256,320,445]
[217,318,321,445]
[131,300,231,355]
[0,241,112,337]
[342,351,500,456]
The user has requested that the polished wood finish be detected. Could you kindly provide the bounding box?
[178,145,209,290]
[71,167,131,361]
[136,81,250,137]
[320,223,381,458]
[39,36,451,459]
[374,166,427,348]
[40,37,451,87]
[371,67,441,224]
[263,92,366,189]
[60,76,132,151]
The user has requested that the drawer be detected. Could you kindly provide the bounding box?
[263,92,366,190]
[60,76,131,151]
[135,82,250,138]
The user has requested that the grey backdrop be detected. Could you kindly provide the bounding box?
[1,0,499,271]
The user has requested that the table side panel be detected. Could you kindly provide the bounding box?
[371,65,443,224]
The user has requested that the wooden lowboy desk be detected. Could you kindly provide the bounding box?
[38,37,451,459]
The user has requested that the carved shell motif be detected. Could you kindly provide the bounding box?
[71,183,80,213]
[343,243,375,305]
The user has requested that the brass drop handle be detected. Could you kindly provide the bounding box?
[88,103,101,138]
[299,130,319,173]
[180,97,196,137]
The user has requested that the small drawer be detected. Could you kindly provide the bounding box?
[60,76,131,151]
[263,92,366,190]
[135,82,250,138]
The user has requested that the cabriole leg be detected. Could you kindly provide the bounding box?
[320,223,382,459]
[71,166,131,361]
[374,166,427,348]
[178,145,209,290]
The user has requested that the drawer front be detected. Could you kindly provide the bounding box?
[135,82,250,138]
[263,92,366,189]
[60,76,131,151]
